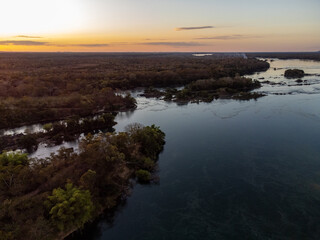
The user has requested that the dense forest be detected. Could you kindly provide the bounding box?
[0,53,269,129]
[0,53,269,96]
[0,124,165,240]
[0,90,135,129]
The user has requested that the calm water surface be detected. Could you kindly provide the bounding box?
[46,59,320,239]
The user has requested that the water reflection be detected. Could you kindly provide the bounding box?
[193,54,213,57]
[0,123,45,136]
[29,140,80,159]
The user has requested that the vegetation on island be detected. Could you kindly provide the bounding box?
[142,76,265,103]
[284,69,305,79]
[0,124,165,240]
[0,113,117,153]
[0,89,136,129]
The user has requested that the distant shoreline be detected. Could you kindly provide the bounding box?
[0,51,319,61]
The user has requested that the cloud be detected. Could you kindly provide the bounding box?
[72,44,109,47]
[144,38,168,41]
[195,34,261,40]
[141,41,208,47]
[0,40,48,46]
[15,35,43,39]
[175,26,214,31]
[0,40,207,48]
[0,41,109,47]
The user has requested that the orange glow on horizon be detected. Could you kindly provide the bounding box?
[0,0,319,52]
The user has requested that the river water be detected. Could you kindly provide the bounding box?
[3,58,319,239]
[67,58,320,240]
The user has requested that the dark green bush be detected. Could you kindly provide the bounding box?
[136,170,151,183]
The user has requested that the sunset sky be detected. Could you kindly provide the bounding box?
[1,0,319,52]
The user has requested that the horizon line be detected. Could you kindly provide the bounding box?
[0,51,319,54]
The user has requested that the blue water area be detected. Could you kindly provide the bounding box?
[68,59,320,239]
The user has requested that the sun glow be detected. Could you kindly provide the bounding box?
[0,0,319,52]
[0,0,86,36]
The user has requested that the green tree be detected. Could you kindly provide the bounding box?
[45,183,94,231]
[136,169,151,183]
[0,230,13,240]
[138,157,155,171]
[80,169,97,191]
[0,152,29,166]
[0,152,30,194]
[128,124,165,159]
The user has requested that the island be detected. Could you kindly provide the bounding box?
[141,76,264,102]
[284,69,305,79]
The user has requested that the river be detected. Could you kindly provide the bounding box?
[67,58,320,239]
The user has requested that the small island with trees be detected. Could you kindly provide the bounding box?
[284,69,305,79]
[141,75,264,103]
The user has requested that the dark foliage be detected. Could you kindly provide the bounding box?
[0,125,165,240]
[143,76,264,103]
[0,53,269,129]
[0,113,117,153]
[284,69,305,79]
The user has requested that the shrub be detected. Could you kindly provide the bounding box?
[43,123,53,132]
[0,151,29,166]
[136,169,151,183]
[80,169,97,191]
[18,134,38,151]
[139,157,155,170]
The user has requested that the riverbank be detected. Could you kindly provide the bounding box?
[0,125,165,240]
[59,165,133,240]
